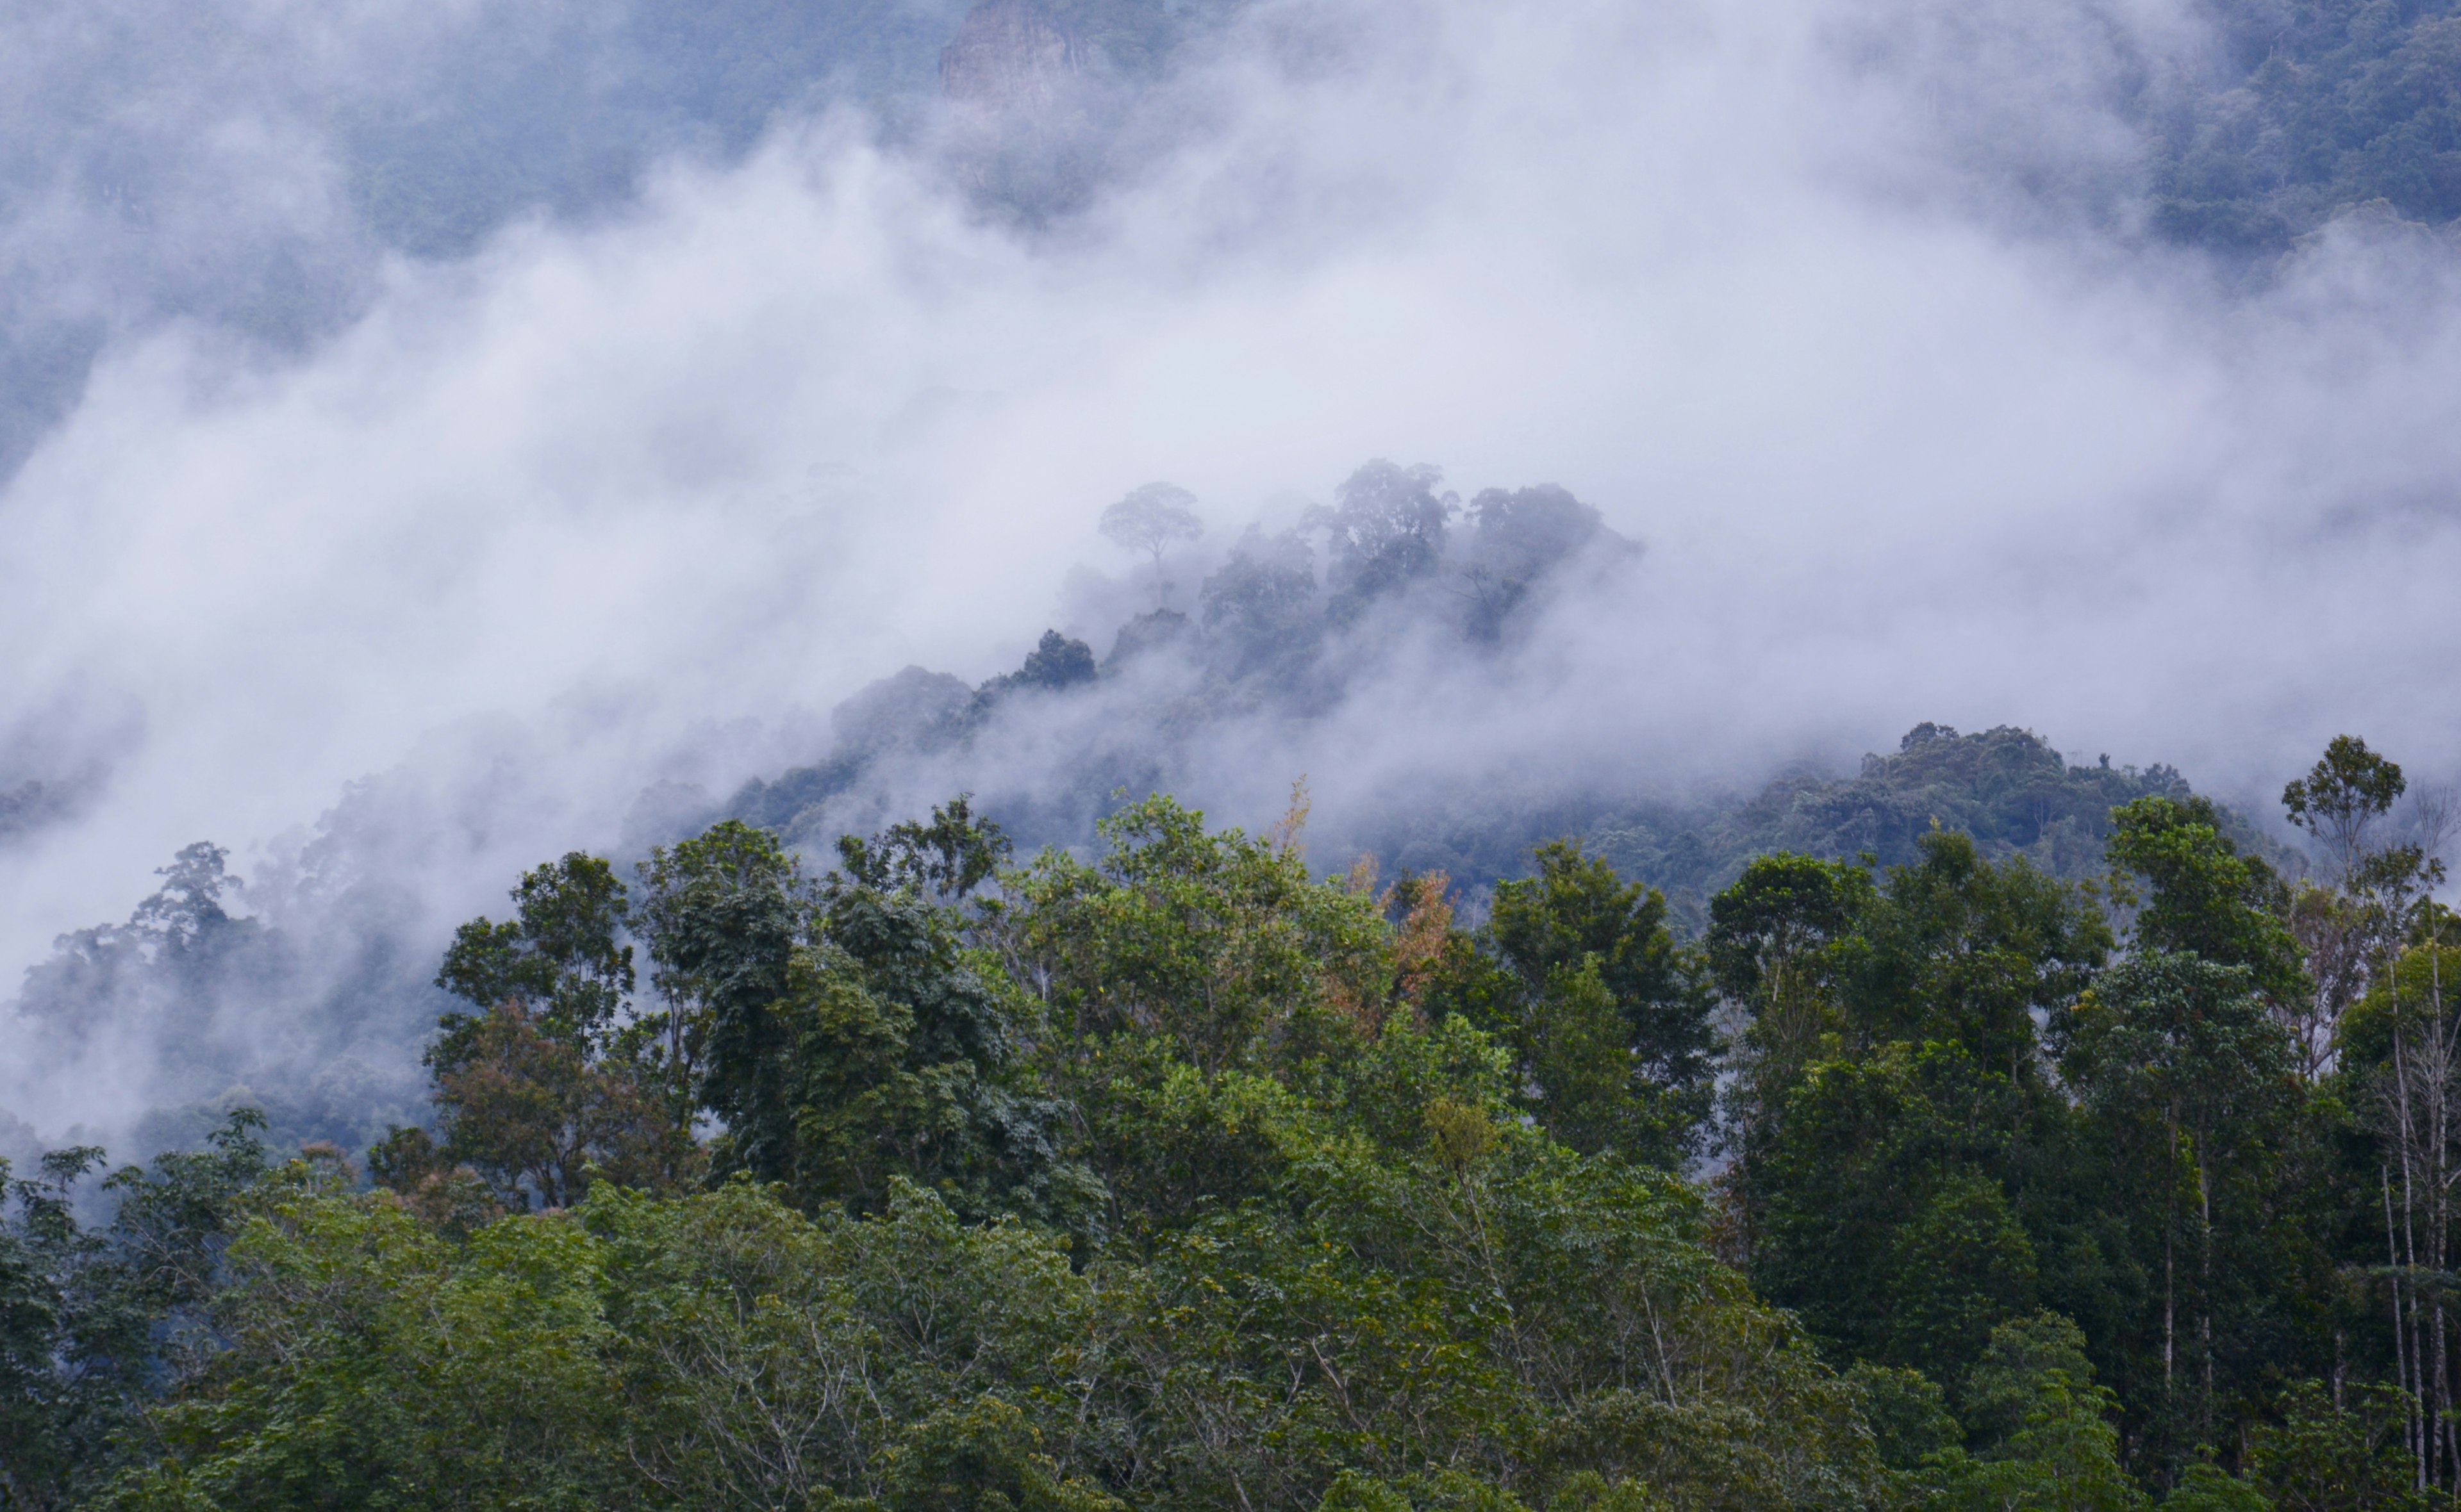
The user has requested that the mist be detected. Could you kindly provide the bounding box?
[4,0,2460,1152]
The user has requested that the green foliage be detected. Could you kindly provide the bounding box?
[2244,1381,2430,1512]
[96,1165,629,1512]
[1320,1472,1423,1512]
[1512,961,1684,1160]
[586,1178,1100,1512]
[66,796,1916,1511]
[51,730,2461,1509]
[882,1397,1127,1512]
[1725,831,2111,1390]
[410,999,697,1210]
[434,850,635,1053]
[0,1111,269,1511]
[1705,851,1875,1005]
[1698,725,2206,897]
[87,1131,1884,1512]
[1922,1313,2146,1512]
[2281,734,2406,881]
[421,851,690,1209]
[1752,1042,2041,1382]
[993,793,1392,1072]
[1,1147,118,1509]
[837,794,1015,902]
[2053,951,2323,1470]
[1714,735,2415,1497]
[2106,796,2303,1001]
[635,818,811,1158]
[763,885,1098,1228]
[1487,841,1712,1092]
[1846,830,2110,1075]
[2057,952,2298,1158]
[1423,841,1712,1165]
[2159,1462,2272,1512]
[1848,1363,1960,1473]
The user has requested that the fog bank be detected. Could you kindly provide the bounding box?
[4,0,2459,1146]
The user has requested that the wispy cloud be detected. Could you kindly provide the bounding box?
[3,0,2458,1142]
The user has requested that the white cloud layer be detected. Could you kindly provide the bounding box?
[4,0,2460,1135]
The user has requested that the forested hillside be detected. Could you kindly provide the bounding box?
[6,730,2459,1509]
[320,0,2461,267]
[719,463,2231,925]
[2151,0,2461,254]
[0,458,2260,1187]
[5,1,2461,1502]
[302,0,2461,265]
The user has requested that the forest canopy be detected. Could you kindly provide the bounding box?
[8,730,2461,1512]
[4,0,2461,1502]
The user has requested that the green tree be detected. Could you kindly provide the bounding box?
[1926,1313,2146,1512]
[1425,841,1714,1163]
[2244,1381,2430,1512]
[1716,837,2104,1386]
[1705,852,1875,1008]
[2282,735,2405,884]
[0,1147,110,1511]
[1488,841,1712,1094]
[2053,951,2312,1473]
[767,883,1098,1228]
[420,851,690,1210]
[635,819,811,1161]
[435,850,635,1051]
[881,1397,1126,1512]
[1706,852,1879,1231]
[1849,1363,1961,1475]
[1750,1042,2039,1382]
[836,793,1014,902]
[1511,960,1690,1159]
[97,1162,627,1512]
[2106,796,2303,1002]
[397,1000,697,1210]
[993,794,1391,1072]
[0,1112,269,1512]
[2158,1462,2271,1512]
[1844,830,2109,1080]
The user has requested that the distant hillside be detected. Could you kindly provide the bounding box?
[1172,722,2269,933]
[715,466,2280,930]
[1578,723,2290,928]
[2151,0,2461,255]
[729,687,2271,935]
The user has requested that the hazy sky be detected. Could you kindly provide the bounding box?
[4,0,2458,1007]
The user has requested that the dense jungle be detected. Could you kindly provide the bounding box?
[6,723,2460,1511]
[6,0,2461,1506]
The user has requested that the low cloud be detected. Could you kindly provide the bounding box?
[3,0,2458,1144]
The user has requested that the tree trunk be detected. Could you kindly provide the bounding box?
[2197,1141,2214,1441]
[2394,1011,2428,1488]
[2165,1103,2178,1396]
[2389,1166,2417,1481]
